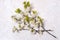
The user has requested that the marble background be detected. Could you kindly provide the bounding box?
[0,0,60,40]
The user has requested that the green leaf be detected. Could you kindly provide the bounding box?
[32,10,37,14]
[27,1,30,7]
[24,1,30,9]
[24,4,27,9]
[37,16,43,24]
[25,15,29,23]
[23,1,26,4]
[15,8,21,13]
[31,29,34,32]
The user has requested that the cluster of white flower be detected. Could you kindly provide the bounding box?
[11,1,56,38]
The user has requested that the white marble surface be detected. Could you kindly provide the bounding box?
[0,0,60,40]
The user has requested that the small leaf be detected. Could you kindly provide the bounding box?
[24,4,27,9]
[15,8,21,13]
[32,10,37,14]
[37,16,43,24]
[27,1,30,7]
[24,1,30,9]
[31,29,34,32]
[23,1,26,4]
[25,15,29,23]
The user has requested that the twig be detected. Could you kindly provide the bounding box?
[41,23,57,38]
